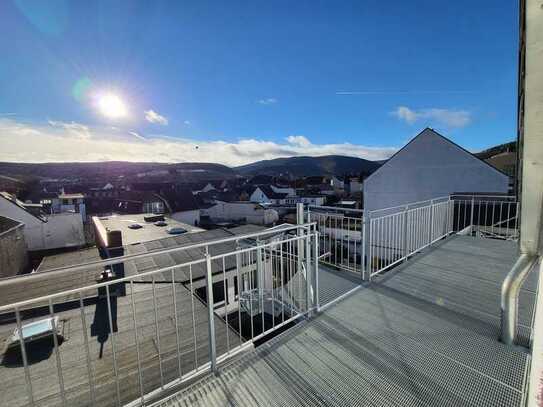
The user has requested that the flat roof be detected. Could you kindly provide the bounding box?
[95,213,205,246]
[0,224,268,406]
[0,277,238,407]
[0,224,266,309]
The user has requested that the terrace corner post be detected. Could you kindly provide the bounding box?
[361,211,369,282]
[204,248,217,373]
[314,230,320,312]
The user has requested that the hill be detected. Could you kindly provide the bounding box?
[235,155,381,177]
[475,141,516,160]
[475,141,516,177]
[0,162,236,182]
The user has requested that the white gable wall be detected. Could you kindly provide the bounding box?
[363,129,510,212]
[0,196,85,251]
[250,188,270,203]
[171,209,200,226]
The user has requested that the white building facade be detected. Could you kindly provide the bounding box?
[363,128,510,212]
[171,209,201,226]
[203,201,278,225]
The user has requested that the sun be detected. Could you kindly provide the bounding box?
[97,93,128,119]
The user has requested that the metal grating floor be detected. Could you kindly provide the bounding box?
[317,264,361,306]
[154,236,536,407]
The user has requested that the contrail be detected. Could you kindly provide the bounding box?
[336,90,476,95]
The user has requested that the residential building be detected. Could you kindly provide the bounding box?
[25,191,87,223]
[363,128,510,211]
[114,191,165,214]
[348,177,363,193]
[0,215,27,277]
[58,193,86,220]
[160,189,201,226]
[0,192,85,251]
[191,182,216,195]
[270,185,296,197]
[249,186,288,205]
[299,195,327,206]
[330,176,345,190]
[203,201,279,225]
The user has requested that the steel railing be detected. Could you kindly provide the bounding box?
[0,223,319,407]
[308,194,518,280]
[308,207,363,275]
[367,196,452,278]
[450,194,519,240]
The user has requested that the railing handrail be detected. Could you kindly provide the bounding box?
[368,195,450,215]
[308,204,364,214]
[0,222,317,287]
[450,194,517,200]
[0,231,316,314]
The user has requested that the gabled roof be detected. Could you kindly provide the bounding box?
[160,188,199,212]
[364,128,510,184]
[253,185,288,199]
[0,192,47,222]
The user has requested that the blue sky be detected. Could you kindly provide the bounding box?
[0,0,518,165]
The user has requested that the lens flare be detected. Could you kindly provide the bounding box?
[97,93,128,119]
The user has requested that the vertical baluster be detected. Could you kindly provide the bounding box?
[189,264,199,369]
[129,281,144,403]
[271,243,276,329]
[78,293,96,405]
[368,217,373,277]
[492,201,496,235]
[305,230,311,312]
[151,277,164,388]
[171,269,182,379]
[258,243,265,335]
[280,241,285,322]
[235,242,243,343]
[15,307,35,407]
[334,215,338,267]
[222,257,230,353]
[105,285,121,406]
[347,217,351,270]
[48,299,66,407]
[314,231,320,310]
[249,249,254,340]
[204,250,217,373]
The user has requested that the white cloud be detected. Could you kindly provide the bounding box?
[258,98,277,105]
[392,106,471,128]
[184,120,191,125]
[286,135,311,148]
[0,118,396,166]
[47,120,91,139]
[128,131,146,140]
[144,109,168,125]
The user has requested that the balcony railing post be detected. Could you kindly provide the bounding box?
[204,248,217,373]
[362,212,368,281]
[296,202,305,286]
[305,230,312,313]
[448,196,453,234]
[367,211,373,281]
[470,196,475,233]
[428,199,434,245]
[314,231,320,312]
[402,205,409,258]
[256,240,263,293]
